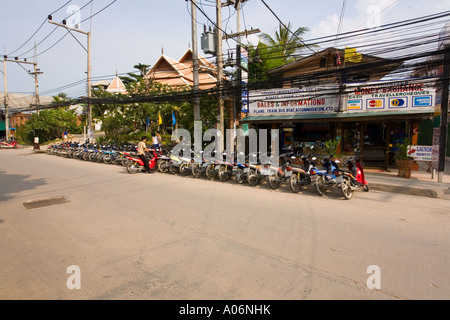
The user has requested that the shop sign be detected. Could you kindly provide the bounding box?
[432,128,440,170]
[407,145,432,161]
[249,86,340,115]
[345,80,436,112]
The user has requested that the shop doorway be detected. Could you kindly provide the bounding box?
[362,121,407,168]
[362,122,388,167]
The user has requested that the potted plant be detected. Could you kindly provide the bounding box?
[394,137,414,178]
[324,139,344,163]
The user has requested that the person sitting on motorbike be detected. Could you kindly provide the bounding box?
[137,136,153,174]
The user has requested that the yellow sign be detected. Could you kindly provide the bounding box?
[345,47,362,63]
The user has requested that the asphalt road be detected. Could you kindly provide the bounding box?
[0,148,449,300]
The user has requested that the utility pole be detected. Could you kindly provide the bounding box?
[2,57,41,137]
[191,0,201,122]
[438,44,449,183]
[2,59,9,140]
[216,0,225,149]
[30,44,43,116]
[32,63,43,116]
[48,18,92,142]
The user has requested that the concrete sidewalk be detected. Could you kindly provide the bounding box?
[364,159,450,199]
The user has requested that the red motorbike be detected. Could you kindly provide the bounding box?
[126,149,159,174]
[340,157,369,200]
[0,140,21,149]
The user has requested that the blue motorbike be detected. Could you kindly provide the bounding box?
[314,154,344,197]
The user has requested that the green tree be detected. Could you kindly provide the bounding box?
[260,22,309,64]
[248,22,311,83]
[17,107,80,144]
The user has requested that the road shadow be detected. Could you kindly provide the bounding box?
[0,169,47,203]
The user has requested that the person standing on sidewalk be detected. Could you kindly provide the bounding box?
[137,136,153,174]
[152,132,162,149]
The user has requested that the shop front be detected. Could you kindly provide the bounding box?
[242,80,437,169]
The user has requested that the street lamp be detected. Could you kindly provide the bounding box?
[48,17,92,142]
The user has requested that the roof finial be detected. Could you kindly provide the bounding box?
[162,47,164,55]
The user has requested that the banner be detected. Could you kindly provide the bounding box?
[249,86,340,116]
[345,80,436,112]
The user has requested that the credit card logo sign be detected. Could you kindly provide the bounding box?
[413,96,432,107]
[389,98,407,108]
[391,99,405,107]
[348,99,362,110]
[369,100,383,108]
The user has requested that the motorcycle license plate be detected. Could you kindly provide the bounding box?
[310,175,318,182]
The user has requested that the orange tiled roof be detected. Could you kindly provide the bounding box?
[107,75,128,94]
[145,48,218,90]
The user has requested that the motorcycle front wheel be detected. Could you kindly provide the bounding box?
[267,174,280,190]
[235,168,246,184]
[315,175,328,196]
[126,161,140,174]
[340,176,353,200]
[192,164,203,178]
[205,165,216,180]
[289,174,303,193]
[218,165,231,182]
[180,163,192,176]
[247,170,260,186]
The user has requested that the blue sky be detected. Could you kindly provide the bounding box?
[1,0,450,98]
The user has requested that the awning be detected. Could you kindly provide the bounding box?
[240,110,434,123]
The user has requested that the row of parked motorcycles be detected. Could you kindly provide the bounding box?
[46,141,369,200]
[125,145,370,200]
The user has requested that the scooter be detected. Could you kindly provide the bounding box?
[0,140,21,149]
[266,153,297,190]
[168,148,192,175]
[234,152,249,184]
[247,152,274,187]
[217,151,236,182]
[289,153,319,193]
[126,149,159,174]
[156,148,172,173]
[339,157,370,200]
[314,154,343,197]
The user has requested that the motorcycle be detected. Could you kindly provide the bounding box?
[217,152,236,182]
[289,151,319,193]
[0,140,21,149]
[339,157,370,200]
[168,148,192,176]
[156,148,172,173]
[234,152,249,184]
[314,154,343,197]
[126,149,159,174]
[266,152,297,190]
[247,152,274,187]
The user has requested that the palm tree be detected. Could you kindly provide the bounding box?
[260,22,309,64]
